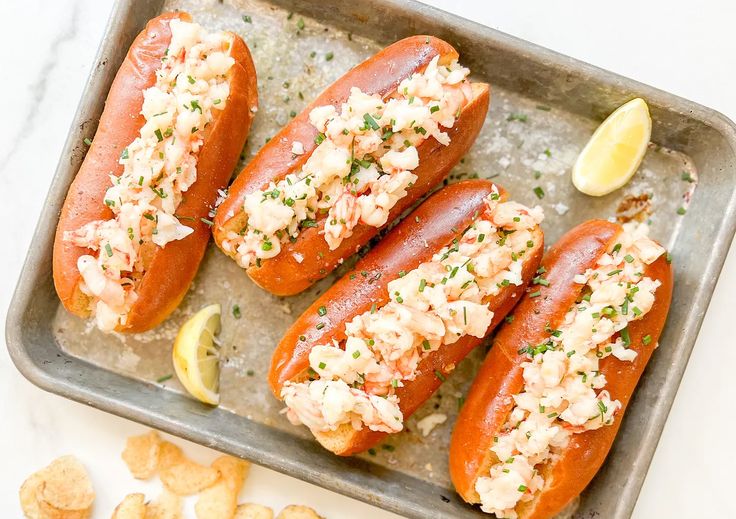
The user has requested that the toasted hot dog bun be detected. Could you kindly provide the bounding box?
[269,180,544,455]
[53,12,258,332]
[449,220,673,518]
[214,36,490,296]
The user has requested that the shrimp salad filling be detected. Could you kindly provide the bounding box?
[281,189,544,434]
[64,20,235,331]
[475,223,666,518]
[220,56,474,268]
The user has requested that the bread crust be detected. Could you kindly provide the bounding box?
[269,180,544,455]
[448,220,674,518]
[213,36,490,296]
[52,12,258,332]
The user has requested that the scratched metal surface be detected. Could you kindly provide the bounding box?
[8,0,736,518]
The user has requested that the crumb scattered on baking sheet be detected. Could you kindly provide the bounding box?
[416,413,448,437]
[616,193,652,223]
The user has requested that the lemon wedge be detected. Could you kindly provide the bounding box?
[172,304,222,405]
[572,98,652,196]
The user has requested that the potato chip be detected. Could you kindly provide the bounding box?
[122,431,162,479]
[156,441,184,471]
[19,471,44,519]
[36,499,93,519]
[160,458,219,496]
[111,494,146,519]
[36,456,94,517]
[212,456,250,492]
[194,456,250,519]
[193,481,233,519]
[276,505,324,519]
[144,490,181,519]
[234,503,273,519]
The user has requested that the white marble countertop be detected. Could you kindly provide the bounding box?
[2,0,735,517]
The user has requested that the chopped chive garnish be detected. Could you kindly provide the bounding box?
[156,374,173,383]
[434,370,446,382]
[642,334,652,346]
[612,243,622,253]
[529,290,541,298]
[317,305,327,316]
[83,137,92,146]
[533,186,545,199]
[418,279,427,292]
[242,14,252,23]
[422,340,431,350]
[301,219,317,228]
[318,362,326,369]
[363,113,380,130]
[624,254,635,263]
[105,243,113,257]
[533,276,550,286]
[352,350,361,359]
[507,113,528,123]
[620,327,631,346]
[232,304,241,319]
[677,207,687,215]
[325,51,334,61]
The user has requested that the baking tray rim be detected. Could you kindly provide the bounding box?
[6,0,736,517]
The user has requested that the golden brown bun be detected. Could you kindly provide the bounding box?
[52,12,258,332]
[213,36,490,296]
[269,180,544,455]
[448,220,674,518]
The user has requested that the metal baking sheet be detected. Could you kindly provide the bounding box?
[7,0,736,517]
